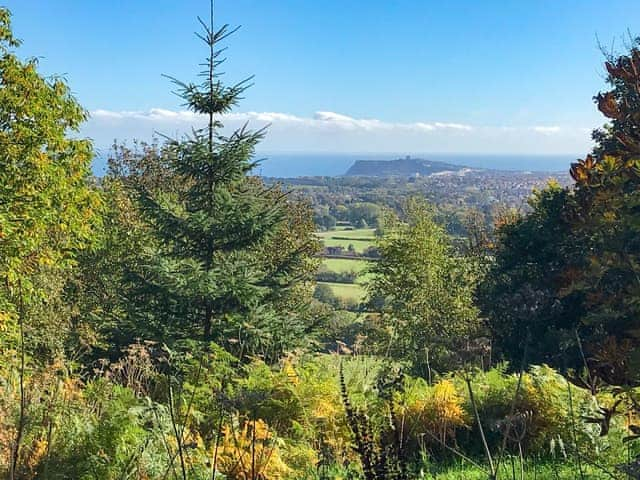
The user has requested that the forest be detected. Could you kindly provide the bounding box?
[2,5,640,479]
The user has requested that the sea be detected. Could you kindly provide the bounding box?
[92,152,579,178]
[250,153,578,177]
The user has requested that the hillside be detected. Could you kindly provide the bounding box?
[7,3,640,479]
[345,156,470,177]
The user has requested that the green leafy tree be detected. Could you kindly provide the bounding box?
[314,283,338,308]
[347,202,381,228]
[367,199,480,376]
[564,41,640,385]
[0,10,101,476]
[481,40,640,378]
[477,183,587,366]
[479,43,640,451]
[67,142,163,354]
[0,8,101,353]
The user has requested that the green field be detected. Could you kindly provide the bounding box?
[315,227,376,253]
[317,281,366,302]
[316,227,376,239]
[320,258,374,285]
[322,257,370,274]
[333,223,351,231]
[315,228,377,302]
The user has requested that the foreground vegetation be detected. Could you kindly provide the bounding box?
[3,5,640,479]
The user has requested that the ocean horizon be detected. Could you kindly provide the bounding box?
[92,151,579,178]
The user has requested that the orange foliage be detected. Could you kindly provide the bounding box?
[216,418,290,480]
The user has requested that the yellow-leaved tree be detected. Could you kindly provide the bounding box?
[0,8,101,352]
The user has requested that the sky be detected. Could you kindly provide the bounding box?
[5,0,640,158]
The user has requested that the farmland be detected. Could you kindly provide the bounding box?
[319,281,365,302]
[315,227,376,254]
[315,227,376,304]
[322,257,369,274]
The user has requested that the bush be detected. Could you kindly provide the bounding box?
[314,283,339,307]
[316,270,359,284]
[2,346,633,478]
[217,417,293,480]
[395,377,469,455]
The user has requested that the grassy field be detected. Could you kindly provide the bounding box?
[315,227,376,253]
[426,460,615,479]
[317,281,366,302]
[322,257,370,274]
[316,227,376,239]
[316,227,378,303]
[333,223,352,231]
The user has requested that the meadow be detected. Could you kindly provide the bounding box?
[315,227,377,253]
[319,281,366,302]
[322,257,370,274]
[315,227,376,304]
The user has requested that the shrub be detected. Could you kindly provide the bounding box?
[37,380,168,479]
[316,270,359,284]
[395,377,469,454]
[217,417,292,480]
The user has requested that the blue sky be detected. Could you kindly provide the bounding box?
[5,0,640,155]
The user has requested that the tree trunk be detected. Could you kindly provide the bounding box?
[204,302,213,340]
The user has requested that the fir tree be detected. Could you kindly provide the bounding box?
[137,5,285,342]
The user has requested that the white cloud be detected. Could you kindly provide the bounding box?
[82,108,592,155]
[92,108,200,122]
[88,109,475,132]
[433,122,473,131]
[531,126,562,134]
[314,111,357,123]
